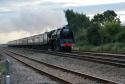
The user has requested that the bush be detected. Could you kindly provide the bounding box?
[116,30,125,43]
[87,23,101,45]
[104,21,121,35]
[75,28,88,45]
[77,45,95,51]
[91,43,125,53]
[99,28,111,43]
[102,21,121,43]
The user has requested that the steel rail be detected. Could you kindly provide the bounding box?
[7,48,125,67]
[21,48,125,67]
[4,49,120,84]
[4,50,72,84]
[73,50,125,59]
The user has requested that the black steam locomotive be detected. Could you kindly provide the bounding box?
[8,26,74,52]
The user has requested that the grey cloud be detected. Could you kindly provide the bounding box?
[70,2,125,14]
[15,8,67,33]
[0,7,67,34]
[0,0,67,34]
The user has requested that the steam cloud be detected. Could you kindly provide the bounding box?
[0,7,67,33]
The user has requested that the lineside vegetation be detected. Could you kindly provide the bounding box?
[65,9,125,53]
[0,54,5,75]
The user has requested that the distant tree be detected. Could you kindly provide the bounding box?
[91,13,104,23]
[65,9,90,32]
[100,21,121,43]
[91,10,121,25]
[104,21,121,35]
[103,10,117,22]
[65,9,123,46]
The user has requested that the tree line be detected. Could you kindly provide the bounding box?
[65,9,125,46]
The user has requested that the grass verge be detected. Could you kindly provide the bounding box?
[0,54,5,75]
[74,42,125,54]
[0,63,5,75]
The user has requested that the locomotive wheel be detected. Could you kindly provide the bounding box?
[65,47,71,52]
[55,42,61,51]
[55,45,61,51]
[68,47,72,52]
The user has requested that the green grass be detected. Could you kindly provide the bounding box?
[0,63,5,75]
[0,54,5,75]
[74,42,125,53]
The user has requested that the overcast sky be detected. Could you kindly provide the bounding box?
[0,0,125,44]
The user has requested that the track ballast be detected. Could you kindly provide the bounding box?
[3,49,119,84]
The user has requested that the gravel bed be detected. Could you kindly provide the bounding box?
[9,48,125,84]
[10,52,100,84]
[0,50,60,84]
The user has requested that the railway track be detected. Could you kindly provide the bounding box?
[19,48,125,67]
[71,51,125,67]
[3,49,119,84]
[57,51,125,67]
[73,50,125,59]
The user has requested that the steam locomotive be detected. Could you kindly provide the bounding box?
[8,26,74,52]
